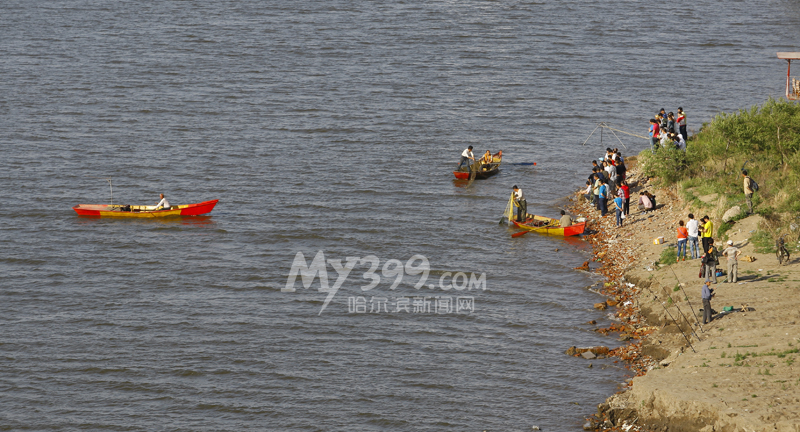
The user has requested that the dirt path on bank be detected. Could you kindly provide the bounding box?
[568,160,800,432]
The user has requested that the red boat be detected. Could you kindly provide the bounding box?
[73,200,219,218]
[454,151,502,180]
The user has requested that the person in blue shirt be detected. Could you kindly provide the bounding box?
[598,179,608,216]
[613,193,625,227]
[701,281,715,324]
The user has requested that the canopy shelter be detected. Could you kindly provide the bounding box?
[777,52,800,100]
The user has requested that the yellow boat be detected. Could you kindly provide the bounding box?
[512,215,586,236]
[73,200,219,218]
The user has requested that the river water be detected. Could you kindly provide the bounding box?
[2,1,799,430]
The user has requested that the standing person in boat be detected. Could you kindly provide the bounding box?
[458,146,475,170]
[513,185,527,222]
[559,210,574,227]
[155,193,170,210]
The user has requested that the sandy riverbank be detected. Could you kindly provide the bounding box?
[567,159,800,432]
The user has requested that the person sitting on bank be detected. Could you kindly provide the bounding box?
[559,210,574,227]
[155,193,170,210]
[638,191,654,212]
[458,146,475,170]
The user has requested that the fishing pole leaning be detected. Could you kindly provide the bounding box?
[658,283,701,342]
[669,266,704,333]
[643,286,696,353]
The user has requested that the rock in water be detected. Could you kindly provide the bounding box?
[581,351,596,360]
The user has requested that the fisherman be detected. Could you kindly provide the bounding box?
[701,280,715,324]
[722,240,741,283]
[702,238,718,284]
[480,150,493,165]
[155,193,170,210]
[513,185,527,222]
[458,146,475,170]
[559,210,574,227]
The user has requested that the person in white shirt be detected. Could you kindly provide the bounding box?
[513,185,527,222]
[604,161,617,192]
[155,193,171,210]
[458,146,475,170]
[686,213,700,259]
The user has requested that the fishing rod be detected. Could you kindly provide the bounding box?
[87,176,113,206]
[658,281,701,341]
[643,286,696,353]
[669,266,704,333]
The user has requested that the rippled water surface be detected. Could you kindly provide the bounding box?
[2,1,799,430]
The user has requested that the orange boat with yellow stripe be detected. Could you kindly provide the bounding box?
[512,214,586,237]
[73,200,219,218]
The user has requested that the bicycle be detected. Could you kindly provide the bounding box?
[776,234,790,266]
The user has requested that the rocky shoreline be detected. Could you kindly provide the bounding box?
[565,158,800,432]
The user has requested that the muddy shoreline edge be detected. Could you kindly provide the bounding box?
[565,158,800,432]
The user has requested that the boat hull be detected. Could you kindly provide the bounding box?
[512,215,586,237]
[453,164,500,180]
[73,200,219,218]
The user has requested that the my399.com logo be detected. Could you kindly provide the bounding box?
[283,251,487,314]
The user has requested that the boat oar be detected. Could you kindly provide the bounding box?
[511,230,529,238]
[510,162,537,166]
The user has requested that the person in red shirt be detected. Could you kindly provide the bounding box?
[618,180,631,215]
[677,220,689,261]
[649,119,660,151]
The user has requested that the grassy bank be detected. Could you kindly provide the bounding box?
[638,98,800,249]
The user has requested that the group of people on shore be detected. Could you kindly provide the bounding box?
[676,213,742,324]
[582,147,656,228]
[689,216,742,324]
[649,107,687,151]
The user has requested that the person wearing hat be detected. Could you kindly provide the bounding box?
[701,280,715,324]
[512,185,527,222]
[722,240,741,283]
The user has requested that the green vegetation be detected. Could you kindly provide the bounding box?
[659,247,677,266]
[750,230,776,253]
[639,98,800,237]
